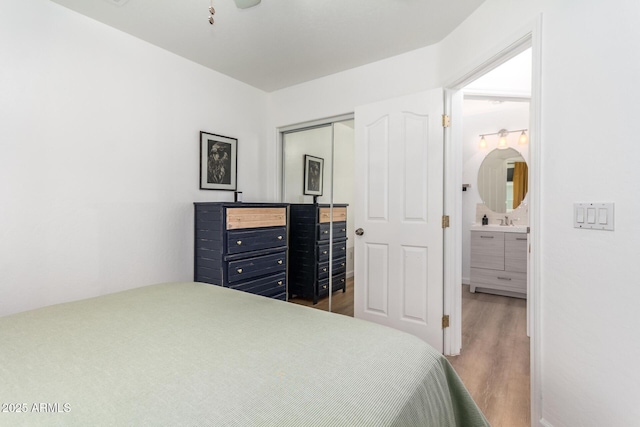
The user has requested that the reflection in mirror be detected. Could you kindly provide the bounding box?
[281,120,355,316]
[477,147,528,213]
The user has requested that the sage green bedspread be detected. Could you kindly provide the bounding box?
[0,282,488,426]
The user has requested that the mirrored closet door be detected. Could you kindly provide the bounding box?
[281,118,355,314]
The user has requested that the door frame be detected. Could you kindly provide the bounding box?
[442,14,543,424]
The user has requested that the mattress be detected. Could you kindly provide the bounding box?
[0,282,488,426]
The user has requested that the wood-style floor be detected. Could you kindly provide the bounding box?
[446,285,530,427]
[290,281,530,426]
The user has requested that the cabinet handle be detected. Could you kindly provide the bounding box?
[323,268,327,272]
[277,281,283,286]
[341,263,345,267]
[323,250,328,255]
[480,236,494,239]
[341,278,345,282]
[516,237,527,241]
[277,260,283,265]
[237,268,243,274]
[341,247,345,251]
[236,240,242,245]
[323,230,329,234]
[322,285,327,290]
[277,235,283,240]
[341,228,346,232]
[497,276,512,281]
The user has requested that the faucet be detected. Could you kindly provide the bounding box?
[504,215,510,226]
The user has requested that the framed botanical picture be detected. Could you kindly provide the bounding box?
[200,132,237,191]
[303,155,324,196]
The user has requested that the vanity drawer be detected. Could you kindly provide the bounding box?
[505,233,528,273]
[227,251,286,283]
[319,207,347,223]
[228,272,286,297]
[226,207,286,230]
[227,227,286,255]
[317,221,347,241]
[470,268,526,294]
[317,240,348,262]
[470,231,504,270]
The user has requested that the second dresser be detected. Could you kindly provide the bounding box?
[288,203,348,304]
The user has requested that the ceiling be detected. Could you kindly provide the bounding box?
[50,0,485,92]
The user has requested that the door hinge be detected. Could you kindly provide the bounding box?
[442,114,450,128]
[442,215,450,228]
[442,315,450,329]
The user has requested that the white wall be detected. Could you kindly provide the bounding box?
[461,101,530,283]
[268,1,640,425]
[0,0,269,316]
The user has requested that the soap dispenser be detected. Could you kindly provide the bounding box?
[482,214,488,225]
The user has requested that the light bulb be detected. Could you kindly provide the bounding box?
[519,131,528,145]
[479,136,487,149]
[498,135,508,149]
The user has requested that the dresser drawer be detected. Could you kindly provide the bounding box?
[318,273,347,296]
[319,207,347,223]
[505,233,527,273]
[227,251,286,283]
[317,240,348,262]
[317,221,347,241]
[317,258,347,280]
[227,227,286,255]
[228,272,286,297]
[470,268,526,294]
[226,207,287,230]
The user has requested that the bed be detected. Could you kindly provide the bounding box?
[0,282,489,426]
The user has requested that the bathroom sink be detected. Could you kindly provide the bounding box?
[470,224,528,233]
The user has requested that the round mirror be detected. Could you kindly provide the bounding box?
[477,147,528,213]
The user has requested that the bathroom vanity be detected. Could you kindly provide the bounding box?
[470,225,528,298]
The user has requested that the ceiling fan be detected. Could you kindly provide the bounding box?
[234,0,261,9]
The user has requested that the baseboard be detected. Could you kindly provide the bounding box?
[462,276,470,285]
[347,270,353,279]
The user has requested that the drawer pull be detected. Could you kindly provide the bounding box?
[516,237,527,241]
[277,259,283,265]
[341,263,345,267]
[480,236,494,239]
[341,228,346,232]
[237,268,243,274]
[341,278,345,282]
[277,281,284,286]
[236,240,242,245]
[323,268,327,272]
[323,230,329,235]
[341,247,345,251]
[277,235,283,240]
[322,285,327,290]
[323,250,328,255]
[497,276,512,281]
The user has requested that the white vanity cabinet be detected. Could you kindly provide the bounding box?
[470,230,527,298]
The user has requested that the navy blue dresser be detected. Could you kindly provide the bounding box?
[288,204,348,304]
[194,202,289,300]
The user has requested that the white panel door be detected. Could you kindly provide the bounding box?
[354,89,444,352]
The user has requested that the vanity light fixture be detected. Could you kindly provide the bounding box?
[478,128,528,149]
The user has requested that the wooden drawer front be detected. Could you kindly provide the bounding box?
[317,241,348,262]
[318,207,347,223]
[227,251,286,283]
[317,258,347,280]
[226,207,286,230]
[470,268,526,294]
[505,233,528,273]
[229,272,286,297]
[470,231,504,270]
[317,221,347,241]
[227,227,286,255]
[318,273,347,296]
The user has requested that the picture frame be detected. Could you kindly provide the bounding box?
[200,131,237,191]
[303,155,324,196]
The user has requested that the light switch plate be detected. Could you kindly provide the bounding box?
[574,202,614,230]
